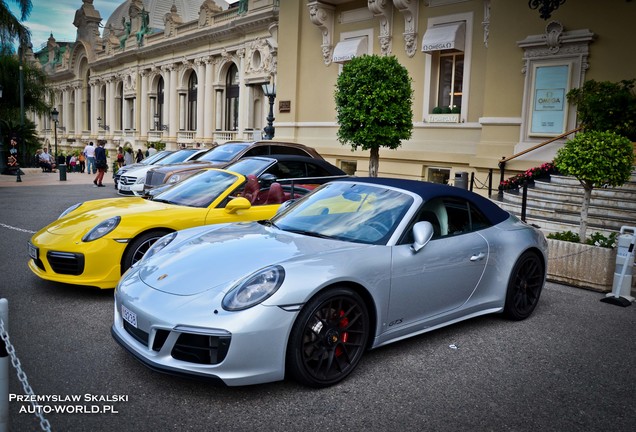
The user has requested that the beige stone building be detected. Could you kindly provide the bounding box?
[33,0,636,195]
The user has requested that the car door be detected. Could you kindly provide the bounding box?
[386,197,489,329]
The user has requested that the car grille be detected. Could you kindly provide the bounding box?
[47,251,84,275]
[119,175,137,186]
[122,322,230,364]
[145,170,166,187]
[172,333,231,365]
[123,322,170,352]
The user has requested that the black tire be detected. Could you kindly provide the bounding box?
[503,251,545,320]
[121,230,170,273]
[286,287,370,388]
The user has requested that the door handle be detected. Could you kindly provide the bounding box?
[470,252,486,261]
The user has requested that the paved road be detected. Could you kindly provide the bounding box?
[0,176,635,432]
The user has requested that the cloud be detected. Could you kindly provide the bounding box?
[19,0,121,49]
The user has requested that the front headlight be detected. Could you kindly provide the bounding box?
[140,232,177,263]
[222,265,285,311]
[135,177,145,184]
[82,216,121,242]
[59,203,82,219]
[167,174,181,184]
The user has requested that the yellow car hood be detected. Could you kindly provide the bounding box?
[46,198,175,235]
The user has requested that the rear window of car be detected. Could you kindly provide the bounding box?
[157,149,199,164]
[198,143,249,162]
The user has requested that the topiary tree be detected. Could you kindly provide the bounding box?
[566,79,636,141]
[554,130,634,242]
[335,55,413,177]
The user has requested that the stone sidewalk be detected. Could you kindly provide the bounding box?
[0,167,102,187]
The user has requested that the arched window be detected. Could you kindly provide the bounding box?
[187,73,197,131]
[157,77,164,130]
[225,64,239,131]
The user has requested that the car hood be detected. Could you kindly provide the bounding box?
[135,222,365,296]
[45,198,175,236]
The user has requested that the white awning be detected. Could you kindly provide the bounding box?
[332,37,368,64]
[421,22,466,54]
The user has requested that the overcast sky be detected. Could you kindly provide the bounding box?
[14,0,239,50]
[11,0,121,50]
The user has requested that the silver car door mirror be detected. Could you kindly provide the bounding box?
[411,221,434,253]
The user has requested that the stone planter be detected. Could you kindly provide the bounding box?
[547,239,616,292]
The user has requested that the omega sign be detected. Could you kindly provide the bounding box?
[422,42,454,51]
[535,88,565,111]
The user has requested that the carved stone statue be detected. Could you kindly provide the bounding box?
[199,0,223,27]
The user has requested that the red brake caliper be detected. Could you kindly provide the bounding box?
[335,310,349,357]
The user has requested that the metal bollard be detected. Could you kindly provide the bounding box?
[1,298,8,432]
[59,164,67,181]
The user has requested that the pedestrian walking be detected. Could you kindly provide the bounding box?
[124,147,134,166]
[116,146,125,168]
[78,152,86,173]
[147,143,157,157]
[135,149,144,163]
[93,142,107,187]
[84,142,96,174]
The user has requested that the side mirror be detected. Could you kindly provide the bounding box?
[259,173,278,187]
[411,221,434,253]
[225,197,251,214]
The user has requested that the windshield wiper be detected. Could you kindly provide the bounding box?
[152,198,176,205]
[258,219,280,229]
[284,229,334,240]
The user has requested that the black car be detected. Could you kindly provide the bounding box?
[146,155,348,198]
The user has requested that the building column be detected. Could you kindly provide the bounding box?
[106,77,116,133]
[169,65,179,137]
[195,59,206,140]
[203,58,214,141]
[74,83,82,134]
[62,88,70,130]
[90,80,98,135]
[140,70,149,137]
[214,86,223,132]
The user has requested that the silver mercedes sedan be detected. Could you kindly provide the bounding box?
[112,177,547,387]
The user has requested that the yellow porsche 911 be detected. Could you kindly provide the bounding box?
[28,169,307,289]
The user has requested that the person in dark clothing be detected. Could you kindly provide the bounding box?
[93,142,107,187]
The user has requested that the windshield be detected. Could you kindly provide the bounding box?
[152,170,240,208]
[139,151,173,165]
[225,158,271,176]
[156,149,199,165]
[198,143,249,163]
[274,182,414,245]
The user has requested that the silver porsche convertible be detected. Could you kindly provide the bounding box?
[112,178,547,387]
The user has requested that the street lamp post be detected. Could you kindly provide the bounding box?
[51,108,59,161]
[261,79,276,140]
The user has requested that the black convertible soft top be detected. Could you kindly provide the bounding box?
[335,177,511,226]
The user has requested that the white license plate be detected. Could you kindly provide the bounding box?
[121,304,138,328]
[28,243,38,260]
[119,184,130,191]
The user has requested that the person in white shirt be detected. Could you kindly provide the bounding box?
[146,143,157,157]
[84,142,96,174]
[39,148,56,172]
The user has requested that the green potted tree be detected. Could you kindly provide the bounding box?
[335,55,413,177]
[548,130,634,291]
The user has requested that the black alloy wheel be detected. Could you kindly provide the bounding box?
[121,230,170,273]
[503,251,545,320]
[287,287,370,387]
